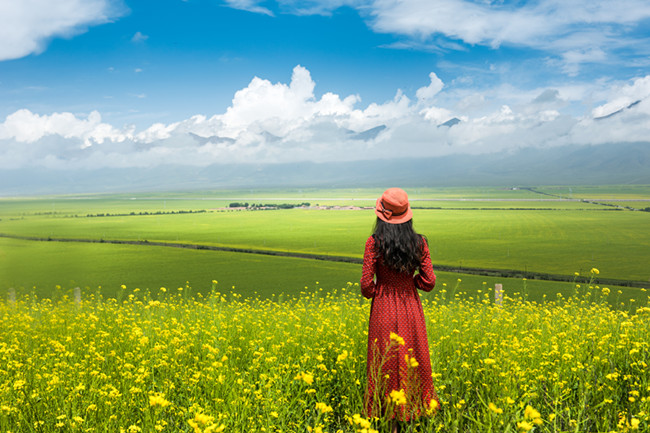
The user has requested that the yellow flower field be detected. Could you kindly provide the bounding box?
[1,281,649,432]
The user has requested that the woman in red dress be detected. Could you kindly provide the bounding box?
[360,188,439,429]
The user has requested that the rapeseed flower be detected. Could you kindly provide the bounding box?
[517,420,533,432]
[294,372,314,385]
[315,402,333,413]
[389,389,407,406]
[389,332,405,346]
[488,402,503,414]
[149,393,170,408]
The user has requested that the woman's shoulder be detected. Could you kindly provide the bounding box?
[418,234,430,252]
[366,235,376,246]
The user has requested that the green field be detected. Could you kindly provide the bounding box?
[3,237,646,307]
[1,206,648,281]
[1,186,649,301]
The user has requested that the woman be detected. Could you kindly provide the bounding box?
[360,187,439,426]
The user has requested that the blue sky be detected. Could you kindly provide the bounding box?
[1,0,650,169]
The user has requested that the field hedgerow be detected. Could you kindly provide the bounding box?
[1,278,649,433]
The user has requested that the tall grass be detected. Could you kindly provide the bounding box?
[1,279,649,432]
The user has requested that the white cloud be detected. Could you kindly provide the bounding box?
[131,31,148,42]
[222,1,650,73]
[223,0,274,16]
[416,72,444,103]
[1,67,649,170]
[592,76,650,118]
[0,0,125,61]
[0,109,127,148]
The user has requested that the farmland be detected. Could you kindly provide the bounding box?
[1,185,650,432]
[1,186,649,298]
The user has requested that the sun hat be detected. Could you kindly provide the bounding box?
[375,188,413,224]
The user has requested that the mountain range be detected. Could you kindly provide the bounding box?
[1,142,648,196]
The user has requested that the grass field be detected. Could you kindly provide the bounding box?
[3,237,645,307]
[2,206,649,281]
[1,186,649,298]
[1,285,649,432]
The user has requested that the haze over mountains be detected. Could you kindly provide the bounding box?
[2,142,648,196]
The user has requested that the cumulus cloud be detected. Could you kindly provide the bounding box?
[0,0,125,61]
[416,72,444,103]
[1,66,649,170]
[0,109,127,148]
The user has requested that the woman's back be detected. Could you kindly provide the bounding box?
[360,188,440,422]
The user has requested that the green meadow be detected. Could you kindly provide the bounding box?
[1,186,649,303]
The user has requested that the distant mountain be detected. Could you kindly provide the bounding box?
[1,142,649,195]
[439,117,461,127]
[594,100,642,120]
[188,133,235,145]
[348,125,387,141]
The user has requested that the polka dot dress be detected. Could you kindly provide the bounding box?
[360,235,439,420]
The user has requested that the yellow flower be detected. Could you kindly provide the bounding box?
[517,421,533,432]
[149,393,170,408]
[294,372,314,385]
[351,414,372,429]
[315,402,333,413]
[488,402,503,414]
[590,268,600,275]
[483,358,496,365]
[630,418,640,430]
[337,350,349,363]
[389,332,405,346]
[389,389,407,406]
[193,412,214,425]
[524,405,541,420]
[428,399,439,413]
[405,354,419,368]
[506,397,515,404]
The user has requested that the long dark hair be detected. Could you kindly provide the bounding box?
[372,217,426,273]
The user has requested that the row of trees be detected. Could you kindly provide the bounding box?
[228,202,311,209]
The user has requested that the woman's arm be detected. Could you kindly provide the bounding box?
[360,236,377,299]
[414,238,436,291]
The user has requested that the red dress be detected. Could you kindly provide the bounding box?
[360,235,439,419]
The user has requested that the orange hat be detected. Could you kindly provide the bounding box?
[375,188,413,224]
